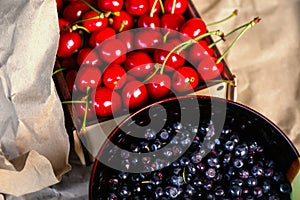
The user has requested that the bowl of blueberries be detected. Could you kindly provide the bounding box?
[89,95,299,200]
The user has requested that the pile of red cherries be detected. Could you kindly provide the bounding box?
[55,0,227,121]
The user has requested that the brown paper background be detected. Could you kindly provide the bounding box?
[0,0,70,197]
[1,0,299,199]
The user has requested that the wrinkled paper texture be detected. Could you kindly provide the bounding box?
[0,0,70,197]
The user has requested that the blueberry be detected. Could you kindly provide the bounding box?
[179,156,190,166]
[253,186,263,198]
[251,165,264,177]
[234,143,248,158]
[159,129,169,141]
[118,172,129,180]
[233,158,244,169]
[154,187,163,199]
[224,140,235,151]
[173,122,183,130]
[223,153,232,165]
[229,185,243,197]
[207,157,219,168]
[165,186,181,199]
[185,184,196,196]
[118,185,131,197]
[262,180,271,193]
[187,163,197,174]
[279,183,292,194]
[231,178,244,187]
[206,168,217,179]
[214,186,225,197]
[203,180,213,191]
[144,128,156,140]
[163,148,173,157]
[170,175,184,186]
[238,169,250,179]
[247,176,258,187]
[107,193,118,200]
[264,168,274,177]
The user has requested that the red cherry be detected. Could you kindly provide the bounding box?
[146,74,171,100]
[138,14,160,29]
[172,66,199,92]
[65,69,78,93]
[188,43,210,66]
[102,63,127,90]
[75,66,101,92]
[61,56,78,69]
[81,11,108,32]
[97,0,124,12]
[97,39,127,64]
[122,80,148,110]
[77,48,101,67]
[134,29,163,50]
[110,11,134,32]
[89,27,116,47]
[56,0,63,12]
[180,18,207,40]
[57,32,82,58]
[197,56,224,80]
[161,14,185,36]
[146,0,162,15]
[92,87,121,117]
[164,0,188,15]
[58,18,71,33]
[125,74,137,83]
[125,0,148,16]
[153,43,186,72]
[62,2,89,22]
[198,40,215,56]
[117,30,134,52]
[124,51,154,78]
[73,98,95,119]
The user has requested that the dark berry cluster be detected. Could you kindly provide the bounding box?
[91,116,292,199]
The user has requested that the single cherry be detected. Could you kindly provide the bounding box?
[73,97,95,119]
[117,30,134,52]
[122,80,148,110]
[102,63,127,90]
[97,0,124,12]
[172,66,199,92]
[164,0,188,15]
[124,51,154,78]
[134,29,163,50]
[58,18,71,33]
[138,14,160,29]
[146,0,162,15]
[161,13,185,35]
[198,40,215,56]
[180,18,207,40]
[89,27,116,47]
[110,10,134,32]
[187,43,210,66]
[146,74,171,100]
[125,0,149,16]
[92,87,122,117]
[75,66,102,92]
[57,32,82,58]
[62,2,89,22]
[82,11,108,32]
[97,39,127,64]
[197,56,224,80]
[77,48,101,67]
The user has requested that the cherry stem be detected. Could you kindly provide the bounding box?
[119,20,126,32]
[183,167,187,184]
[181,77,195,92]
[216,17,261,64]
[163,31,170,43]
[72,25,90,33]
[81,86,91,133]
[159,0,165,14]
[52,68,66,76]
[63,15,104,32]
[80,0,101,15]
[150,0,159,17]
[208,23,248,48]
[143,64,161,83]
[206,9,238,27]
[171,0,177,14]
[203,79,236,87]
[61,100,86,104]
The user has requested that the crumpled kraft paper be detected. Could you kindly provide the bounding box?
[0,0,71,197]
[193,0,300,152]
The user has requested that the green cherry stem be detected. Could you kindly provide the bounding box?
[61,100,87,104]
[119,20,126,32]
[80,0,101,15]
[81,86,91,133]
[171,0,177,14]
[149,0,159,17]
[143,64,161,83]
[63,15,104,32]
[52,68,66,76]
[206,9,238,27]
[216,17,261,64]
[181,77,195,92]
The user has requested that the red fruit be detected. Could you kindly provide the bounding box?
[75,66,101,92]
[74,98,95,119]
[161,13,185,34]
[97,39,127,64]
[153,43,186,72]
[198,40,215,56]
[125,0,148,16]
[57,32,82,58]
[146,0,162,15]
[134,29,163,50]
[122,80,148,110]
[89,27,116,47]
[172,66,199,92]
[146,74,171,100]
[188,43,210,66]
[197,56,224,80]
[97,0,124,12]
[180,18,207,40]
[56,0,63,12]
[138,14,160,29]
[81,11,108,32]
[65,69,78,92]
[61,56,78,69]
[124,51,154,78]
[102,63,127,90]
[110,11,134,32]
[164,0,188,15]
[92,87,121,117]
[63,2,89,22]
[117,31,134,52]
[58,18,71,33]
[77,48,101,67]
